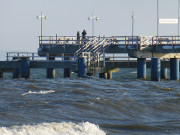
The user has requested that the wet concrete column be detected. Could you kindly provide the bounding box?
[107,72,112,79]
[170,58,179,80]
[0,72,3,78]
[99,72,107,79]
[20,57,30,79]
[47,57,56,79]
[64,58,72,78]
[78,57,86,77]
[161,68,168,79]
[151,58,161,81]
[137,58,146,79]
[13,57,20,78]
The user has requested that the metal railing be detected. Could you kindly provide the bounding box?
[6,52,38,61]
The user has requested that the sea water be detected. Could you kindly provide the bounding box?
[0,68,180,135]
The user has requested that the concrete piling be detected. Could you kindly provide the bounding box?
[161,68,168,79]
[137,58,146,79]
[64,58,72,78]
[170,58,179,80]
[0,72,3,78]
[47,57,55,79]
[78,57,86,77]
[13,57,20,78]
[99,72,108,79]
[107,72,112,79]
[13,57,30,79]
[20,57,30,79]
[151,58,161,81]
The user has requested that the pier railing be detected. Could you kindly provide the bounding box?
[39,35,180,47]
[38,35,140,46]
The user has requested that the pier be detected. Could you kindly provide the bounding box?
[0,35,180,81]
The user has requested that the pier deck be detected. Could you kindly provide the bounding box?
[0,35,180,80]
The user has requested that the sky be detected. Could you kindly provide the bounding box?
[0,0,179,56]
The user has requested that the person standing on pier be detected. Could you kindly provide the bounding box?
[77,31,80,44]
[82,30,87,44]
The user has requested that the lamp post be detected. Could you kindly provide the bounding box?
[157,0,159,36]
[178,0,180,37]
[37,12,48,43]
[88,13,99,37]
[132,12,135,45]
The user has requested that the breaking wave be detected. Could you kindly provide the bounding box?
[0,122,106,135]
[22,90,55,95]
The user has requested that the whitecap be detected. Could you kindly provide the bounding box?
[0,122,106,135]
[22,90,55,96]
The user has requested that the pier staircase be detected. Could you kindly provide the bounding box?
[75,37,112,57]
[74,37,112,74]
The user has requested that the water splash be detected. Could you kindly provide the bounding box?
[0,122,106,135]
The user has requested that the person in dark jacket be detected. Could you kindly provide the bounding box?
[82,30,87,44]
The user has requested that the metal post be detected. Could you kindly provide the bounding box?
[178,0,180,37]
[37,12,48,44]
[88,13,99,37]
[132,12,135,46]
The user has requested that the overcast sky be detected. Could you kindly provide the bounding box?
[0,0,179,55]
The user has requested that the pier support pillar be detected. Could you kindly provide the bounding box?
[170,58,179,80]
[64,58,72,78]
[47,57,55,79]
[87,73,93,76]
[20,57,30,79]
[137,58,146,79]
[107,72,112,79]
[99,72,107,79]
[13,57,20,78]
[161,68,168,79]
[0,72,3,78]
[151,58,161,81]
[78,57,86,77]
[64,68,71,78]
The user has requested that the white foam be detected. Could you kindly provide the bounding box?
[22,90,55,96]
[0,122,106,135]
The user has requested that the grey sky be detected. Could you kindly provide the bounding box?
[0,0,179,53]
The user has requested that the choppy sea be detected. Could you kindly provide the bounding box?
[0,68,180,135]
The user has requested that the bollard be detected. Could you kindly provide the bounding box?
[151,58,161,81]
[137,58,146,79]
[170,58,179,80]
[47,57,55,79]
[78,57,86,77]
